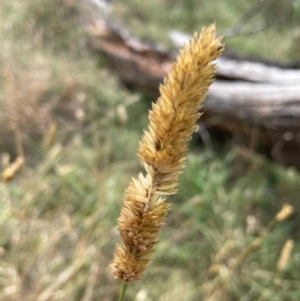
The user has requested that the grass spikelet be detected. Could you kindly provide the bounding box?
[275,203,294,222]
[110,24,224,283]
[2,156,24,182]
[277,239,294,271]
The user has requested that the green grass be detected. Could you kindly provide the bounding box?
[0,0,300,300]
[112,0,300,62]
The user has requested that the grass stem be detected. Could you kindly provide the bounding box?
[118,283,128,301]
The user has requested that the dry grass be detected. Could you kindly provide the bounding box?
[0,0,87,158]
[0,1,300,301]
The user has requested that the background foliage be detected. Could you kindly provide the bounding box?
[0,0,299,300]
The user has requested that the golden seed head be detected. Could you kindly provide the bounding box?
[277,239,294,271]
[110,23,224,283]
[275,203,294,222]
[2,156,24,182]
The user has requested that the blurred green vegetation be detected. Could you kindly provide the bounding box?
[113,0,300,62]
[0,0,299,300]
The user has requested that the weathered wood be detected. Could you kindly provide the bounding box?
[207,81,300,127]
[216,57,300,84]
[88,20,300,169]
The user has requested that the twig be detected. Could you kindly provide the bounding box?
[220,0,285,38]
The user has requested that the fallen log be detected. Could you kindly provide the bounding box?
[88,20,300,169]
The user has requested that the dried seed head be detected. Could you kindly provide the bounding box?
[275,203,294,222]
[277,239,294,271]
[110,24,224,282]
[2,156,24,182]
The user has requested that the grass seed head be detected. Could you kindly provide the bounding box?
[111,23,224,283]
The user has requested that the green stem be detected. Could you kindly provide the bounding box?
[118,283,128,301]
